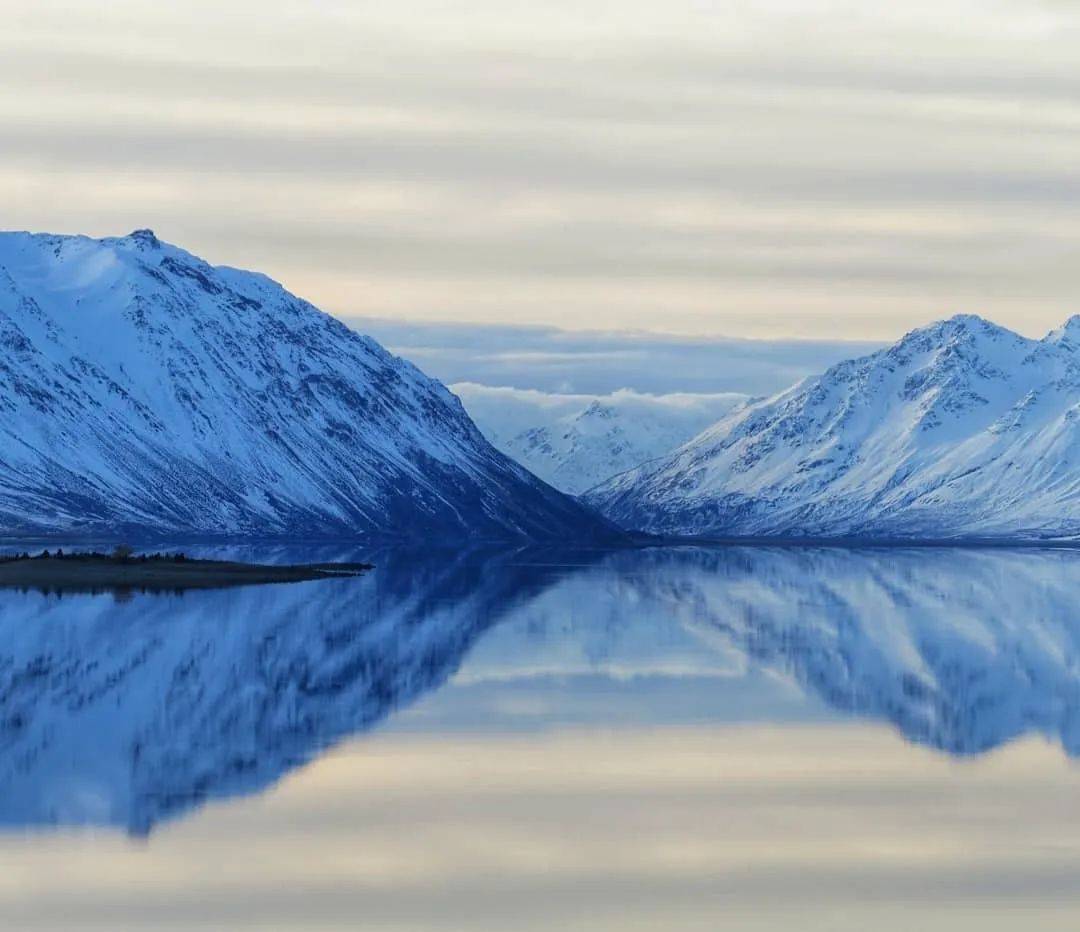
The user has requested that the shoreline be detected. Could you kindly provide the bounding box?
[0,552,373,593]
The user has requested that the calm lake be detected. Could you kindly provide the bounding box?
[2,543,1080,930]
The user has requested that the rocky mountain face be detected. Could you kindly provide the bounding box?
[0,230,615,540]
[453,384,747,495]
[586,315,1080,540]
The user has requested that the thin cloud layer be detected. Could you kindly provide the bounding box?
[4,0,1080,337]
[353,317,878,395]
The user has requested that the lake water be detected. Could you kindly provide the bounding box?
[2,543,1080,930]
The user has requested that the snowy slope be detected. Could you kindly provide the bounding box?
[453,383,747,495]
[586,314,1080,539]
[0,230,615,540]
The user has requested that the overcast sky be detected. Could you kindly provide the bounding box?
[4,0,1080,339]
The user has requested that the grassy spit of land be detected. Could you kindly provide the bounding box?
[0,548,373,593]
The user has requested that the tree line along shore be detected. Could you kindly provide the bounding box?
[0,547,372,593]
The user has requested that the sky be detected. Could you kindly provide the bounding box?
[4,0,1080,340]
[354,318,879,394]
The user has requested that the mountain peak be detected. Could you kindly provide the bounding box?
[1046,314,1080,344]
[0,230,616,541]
[944,312,987,327]
[580,400,614,420]
[586,310,1080,540]
[883,315,1024,366]
[916,313,1010,341]
[125,228,162,250]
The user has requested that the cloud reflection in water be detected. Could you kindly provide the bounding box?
[1,543,1079,835]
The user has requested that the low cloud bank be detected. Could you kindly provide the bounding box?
[352,318,878,396]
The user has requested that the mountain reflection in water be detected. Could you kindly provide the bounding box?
[1,543,1079,834]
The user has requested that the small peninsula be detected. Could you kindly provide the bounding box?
[0,549,372,593]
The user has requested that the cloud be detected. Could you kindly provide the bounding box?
[4,0,1080,338]
[352,318,878,395]
[451,383,748,410]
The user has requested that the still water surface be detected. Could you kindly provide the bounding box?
[2,544,1080,930]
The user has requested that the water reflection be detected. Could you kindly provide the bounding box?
[0,545,583,835]
[598,546,1080,756]
[1,543,1078,834]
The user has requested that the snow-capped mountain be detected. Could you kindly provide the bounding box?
[0,230,615,540]
[452,383,747,495]
[586,314,1080,539]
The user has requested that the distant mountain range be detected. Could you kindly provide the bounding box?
[0,230,613,540]
[453,383,747,495]
[586,315,1080,540]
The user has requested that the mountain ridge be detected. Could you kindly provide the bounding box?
[0,229,616,541]
[584,313,1080,540]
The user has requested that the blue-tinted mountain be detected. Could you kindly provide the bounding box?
[0,230,615,540]
[586,315,1080,540]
